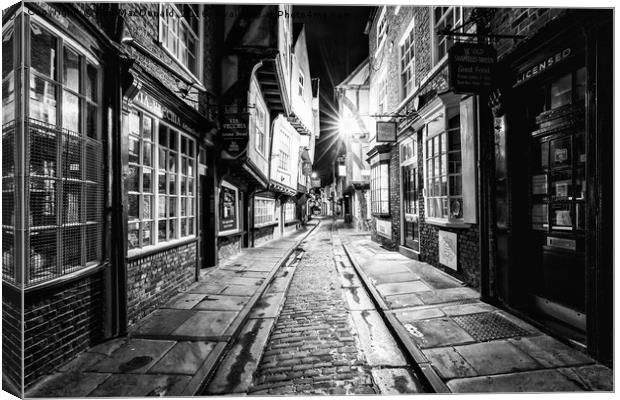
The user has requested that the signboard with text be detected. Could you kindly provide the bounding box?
[448,42,496,94]
[438,230,458,270]
[221,113,249,159]
[376,121,397,143]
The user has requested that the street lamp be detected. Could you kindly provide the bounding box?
[311,171,318,179]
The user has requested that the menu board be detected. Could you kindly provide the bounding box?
[219,185,238,232]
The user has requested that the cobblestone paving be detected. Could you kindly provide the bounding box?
[249,222,378,395]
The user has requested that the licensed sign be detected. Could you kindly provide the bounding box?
[438,230,458,270]
[376,121,397,142]
[448,42,496,94]
[221,113,249,159]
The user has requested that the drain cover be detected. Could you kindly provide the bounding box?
[452,312,531,342]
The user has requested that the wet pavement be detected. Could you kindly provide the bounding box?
[204,219,424,395]
[336,221,613,393]
[24,221,319,398]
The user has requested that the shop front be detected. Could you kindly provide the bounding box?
[493,12,612,363]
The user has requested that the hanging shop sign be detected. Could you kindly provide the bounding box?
[448,42,497,94]
[221,113,250,159]
[514,48,573,87]
[376,121,397,142]
[438,230,458,270]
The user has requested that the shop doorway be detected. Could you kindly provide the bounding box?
[199,150,216,268]
[401,164,420,252]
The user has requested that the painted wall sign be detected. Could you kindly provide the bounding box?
[221,113,250,159]
[376,219,392,239]
[438,230,458,271]
[133,90,197,135]
[514,48,573,87]
[448,42,496,94]
[376,121,397,142]
[219,184,238,232]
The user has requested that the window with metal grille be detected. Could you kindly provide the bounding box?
[399,20,416,99]
[433,6,463,64]
[284,201,297,223]
[128,111,196,251]
[424,115,462,221]
[159,3,202,78]
[370,160,389,215]
[23,18,103,286]
[254,197,275,226]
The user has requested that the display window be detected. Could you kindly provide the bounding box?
[127,109,196,252]
[219,181,239,233]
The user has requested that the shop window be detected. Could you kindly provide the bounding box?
[254,197,275,226]
[399,19,416,99]
[8,17,104,285]
[433,6,463,64]
[128,113,196,251]
[284,201,297,223]
[160,4,202,78]
[549,67,586,110]
[370,160,389,215]
[253,94,267,155]
[219,181,239,233]
[424,115,463,221]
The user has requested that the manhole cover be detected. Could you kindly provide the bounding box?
[452,312,531,342]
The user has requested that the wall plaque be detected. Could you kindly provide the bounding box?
[438,230,458,270]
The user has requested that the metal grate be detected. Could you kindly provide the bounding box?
[25,119,103,285]
[452,312,532,342]
[2,122,16,282]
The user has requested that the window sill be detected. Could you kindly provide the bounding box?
[424,218,471,229]
[372,213,391,219]
[218,229,245,238]
[253,221,278,229]
[127,236,198,260]
[24,261,109,293]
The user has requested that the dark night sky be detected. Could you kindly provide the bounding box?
[293,5,371,186]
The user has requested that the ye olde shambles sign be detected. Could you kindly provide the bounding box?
[221,113,249,159]
[448,42,496,94]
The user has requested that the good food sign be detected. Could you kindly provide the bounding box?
[448,42,497,94]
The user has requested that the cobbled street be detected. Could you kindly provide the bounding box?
[247,220,422,395]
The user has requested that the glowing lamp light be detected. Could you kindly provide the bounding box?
[338,117,357,136]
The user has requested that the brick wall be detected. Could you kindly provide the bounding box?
[2,284,22,395]
[23,272,105,387]
[126,243,196,327]
[254,225,276,247]
[218,235,242,262]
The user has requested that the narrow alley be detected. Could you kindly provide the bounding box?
[205,219,423,395]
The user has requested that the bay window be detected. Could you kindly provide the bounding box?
[2,15,104,285]
[370,159,389,215]
[127,111,196,251]
[254,197,276,226]
[159,3,202,78]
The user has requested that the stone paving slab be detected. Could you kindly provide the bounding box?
[377,281,433,296]
[371,368,425,394]
[89,373,192,396]
[508,335,595,369]
[225,276,264,286]
[163,293,207,309]
[172,310,238,338]
[384,293,425,308]
[558,364,613,391]
[453,340,541,375]
[194,295,250,311]
[440,302,495,316]
[404,318,476,349]
[206,318,276,394]
[87,339,176,374]
[149,341,217,375]
[423,347,478,379]
[394,307,445,323]
[187,282,227,294]
[248,290,286,319]
[350,310,408,367]
[220,284,257,296]
[447,369,584,392]
[416,287,480,305]
[131,309,196,337]
[25,372,111,397]
[369,271,420,284]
